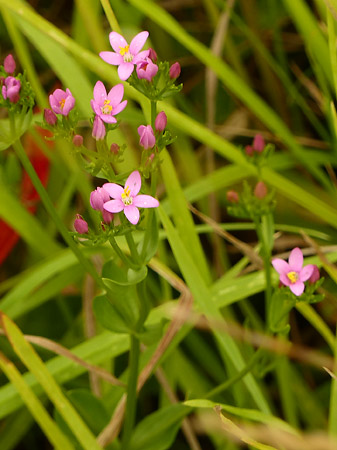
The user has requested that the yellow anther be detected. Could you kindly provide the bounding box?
[59,98,66,109]
[121,186,131,199]
[119,45,130,56]
[287,271,298,284]
[101,99,113,114]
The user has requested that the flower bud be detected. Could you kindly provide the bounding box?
[254,181,268,199]
[4,54,16,74]
[102,209,114,224]
[155,111,167,132]
[74,214,88,234]
[44,108,58,126]
[136,58,158,82]
[92,115,106,140]
[169,62,181,79]
[2,76,21,103]
[253,134,265,153]
[245,145,254,156]
[148,48,158,62]
[138,125,156,149]
[73,134,83,147]
[226,190,239,203]
[110,143,120,154]
[90,187,110,212]
[309,265,320,284]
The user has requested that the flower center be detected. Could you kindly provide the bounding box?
[121,186,133,205]
[59,98,66,109]
[101,99,113,115]
[119,45,133,63]
[287,271,298,284]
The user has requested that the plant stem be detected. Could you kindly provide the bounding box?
[125,231,142,266]
[108,236,140,270]
[121,334,140,450]
[150,100,157,128]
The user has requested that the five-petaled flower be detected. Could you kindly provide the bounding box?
[103,171,159,225]
[49,88,75,116]
[100,31,150,81]
[272,247,315,296]
[91,81,127,124]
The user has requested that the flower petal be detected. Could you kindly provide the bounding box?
[133,194,159,208]
[125,171,141,196]
[103,199,124,213]
[100,114,117,124]
[93,81,107,104]
[124,205,140,225]
[62,95,75,115]
[299,264,315,282]
[271,259,290,276]
[109,32,128,53]
[289,282,304,296]
[118,63,134,81]
[280,274,291,286]
[288,247,303,272]
[103,183,124,199]
[130,31,149,55]
[107,83,124,106]
[133,50,150,65]
[112,100,127,116]
[90,100,101,116]
[99,51,123,65]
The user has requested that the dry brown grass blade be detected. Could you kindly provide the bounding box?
[0,329,125,387]
[188,203,264,268]
[97,261,194,446]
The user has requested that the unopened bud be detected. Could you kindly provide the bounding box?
[92,115,106,140]
[73,134,83,147]
[44,108,58,126]
[74,214,88,234]
[169,62,181,79]
[102,209,114,224]
[309,265,320,284]
[245,145,254,156]
[148,48,158,62]
[110,143,120,154]
[254,181,268,199]
[138,125,156,149]
[4,54,16,74]
[226,190,239,203]
[253,134,265,152]
[155,111,167,132]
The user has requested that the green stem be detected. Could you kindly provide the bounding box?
[150,100,157,129]
[125,231,142,266]
[254,217,272,330]
[136,279,150,329]
[108,236,140,270]
[121,334,140,450]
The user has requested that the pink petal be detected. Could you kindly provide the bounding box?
[133,195,159,209]
[112,100,127,115]
[103,183,124,199]
[103,199,124,213]
[280,274,291,286]
[272,259,290,276]
[133,50,150,65]
[90,100,101,116]
[100,114,117,124]
[52,89,66,102]
[107,83,124,106]
[109,32,128,53]
[288,247,303,272]
[130,31,149,55]
[124,205,140,225]
[289,282,304,296]
[62,95,75,115]
[100,51,123,65]
[93,81,107,104]
[118,63,134,81]
[125,171,141,196]
[299,264,315,282]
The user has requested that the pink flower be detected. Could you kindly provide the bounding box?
[49,88,75,116]
[74,214,88,234]
[100,31,150,81]
[92,115,106,140]
[245,134,265,156]
[4,54,16,74]
[309,265,320,284]
[138,125,156,149]
[44,108,58,125]
[90,81,127,124]
[103,171,159,225]
[136,57,158,82]
[272,247,315,296]
[90,187,110,211]
[169,62,181,79]
[155,111,167,132]
[2,76,21,103]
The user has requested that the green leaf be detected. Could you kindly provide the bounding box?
[93,294,131,334]
[129,404,189,450]
[1,314,104,450]
[0,111,33,151]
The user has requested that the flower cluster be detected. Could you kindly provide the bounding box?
[272,247,319,296]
